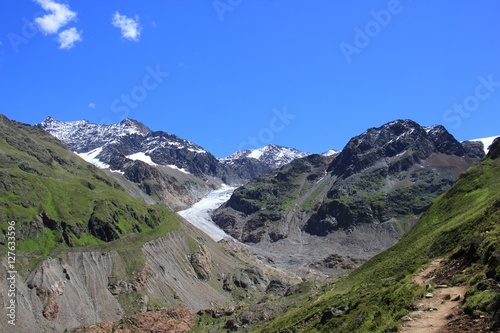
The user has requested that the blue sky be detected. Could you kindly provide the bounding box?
[0,1,499,157]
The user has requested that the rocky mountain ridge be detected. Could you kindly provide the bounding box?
[224,144,311,169]
[40,117,310,210]
[212,119,485,275]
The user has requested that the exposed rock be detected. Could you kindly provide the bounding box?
[42,291,59,321]
[190,245,212,281]
[462,140,486,158]
[71,308,195,333]
[69,321,114,333]
[114,308,195,333]
[265,280,289,295]
[311,254,363,270]
[321,305,349,322]
[234,272,255,289]
[451,294,461,301]
[224,318,241,331]
[198,305,237,319]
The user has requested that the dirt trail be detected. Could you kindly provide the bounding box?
[400,259,467,333]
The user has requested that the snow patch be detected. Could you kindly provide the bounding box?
[126,152,157,166]
[178,185,237,242]
[247,149,265,159]
[322,149,339,156]
[76,147,110,169]
[187,147,207,154]
[167,165,190,174]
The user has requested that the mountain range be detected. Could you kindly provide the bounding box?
[1,113,499,332]
[37,116,496,277]
[39,117,314,211]
[212,119,486,275]
[0,114,300,333]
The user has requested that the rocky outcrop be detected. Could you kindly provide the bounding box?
[68,308,196,333]
[190,245,212,281]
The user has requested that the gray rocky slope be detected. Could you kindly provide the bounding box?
[1,222,300,333]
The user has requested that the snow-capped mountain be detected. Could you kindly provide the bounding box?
[39,117,217,175]
[321,149,339,157]
[224,144,311,169]
[39,117,292,209]
[39,117,206,158]
[40,117,152,153]
[468,135,500,153]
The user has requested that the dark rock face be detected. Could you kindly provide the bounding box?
[462,140,485,158]
[212,119,484,273]
[303,214,341,236]
[488,137,500,159]
[328,120,482,179]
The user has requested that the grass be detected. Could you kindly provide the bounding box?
[0,115,183,278]
[256,149,500,332]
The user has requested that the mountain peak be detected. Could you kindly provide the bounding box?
[38,117,151,153]
[225,144,310,169]
[384,119,419,129]
[330,119,484,177]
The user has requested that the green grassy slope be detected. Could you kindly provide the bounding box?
[0,114,178,259]
[257,139,500,333]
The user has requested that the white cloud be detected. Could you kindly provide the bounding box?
[88,102,96,108]
[57,27,81,49]
[34,0,77,35]
[112,12,142,41]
